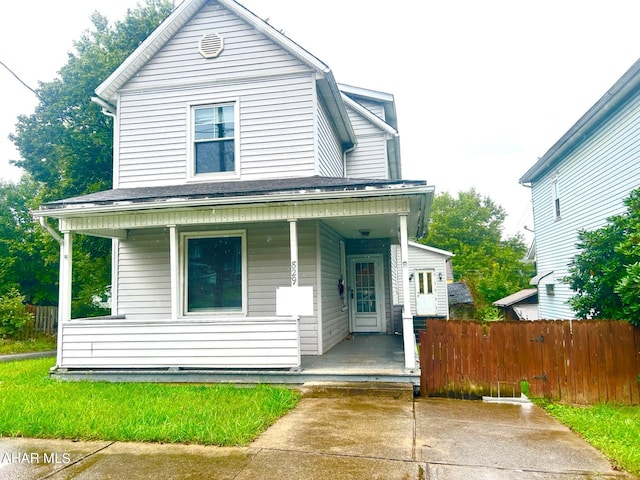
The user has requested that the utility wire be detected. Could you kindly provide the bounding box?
[0,60,41,100]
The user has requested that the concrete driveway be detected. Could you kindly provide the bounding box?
[0,394,634,479]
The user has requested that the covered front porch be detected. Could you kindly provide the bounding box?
[53,334,419,387]
[35,177,432,378]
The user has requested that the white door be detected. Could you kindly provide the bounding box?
[349,255,385,332]
[416,270,437,316]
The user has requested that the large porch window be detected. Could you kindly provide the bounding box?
[182,231,246,314]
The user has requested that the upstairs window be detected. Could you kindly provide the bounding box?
[192,103,237,176]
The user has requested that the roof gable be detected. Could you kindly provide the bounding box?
[95,0,355,147]
[340,85,402,178]
[408,241,454,259]
[520,57,640,184]
[122,2,310,91]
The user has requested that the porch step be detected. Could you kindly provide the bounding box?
[299,381,415,401]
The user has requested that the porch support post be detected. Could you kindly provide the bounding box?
[57,231,72,367]
[398,213,417,370]
[288,219,298,287]
[168,225,179,320]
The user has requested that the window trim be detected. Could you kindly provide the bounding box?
[187,99,240,181]
[551,173,561,220]
[180,230,247,317]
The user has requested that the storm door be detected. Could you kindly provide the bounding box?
[348,255,385,333]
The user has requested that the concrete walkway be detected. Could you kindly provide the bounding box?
[0,350,56,363]
[0,394,634,479]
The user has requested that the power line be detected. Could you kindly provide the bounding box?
[0,60,41,100]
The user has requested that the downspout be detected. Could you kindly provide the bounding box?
[343,143,356,177]
[91,96,116,118]
[39,216,62,245]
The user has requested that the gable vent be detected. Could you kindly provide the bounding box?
[199,32,224,59]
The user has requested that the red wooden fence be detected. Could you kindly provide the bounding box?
[419,319,640,405]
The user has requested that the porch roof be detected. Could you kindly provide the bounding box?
[40,176,428,209]
[36,177,433,241]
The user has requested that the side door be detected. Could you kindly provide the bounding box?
[415,270,437,316]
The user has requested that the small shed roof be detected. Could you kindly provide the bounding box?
[448,282,473,306]
[493,288,538,307]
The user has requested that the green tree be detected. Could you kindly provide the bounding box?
[567,187,640,325]
[11,0,174,199]
[423,189,534,314]
[7,1,174,316]
[0,177,58,304]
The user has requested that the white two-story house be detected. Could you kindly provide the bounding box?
[34,0,434,376]
[520,57,640,319]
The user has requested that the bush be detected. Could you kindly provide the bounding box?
[477,305,504,322]
[0,289,33,339]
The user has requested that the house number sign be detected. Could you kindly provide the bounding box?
[291,260,298,287]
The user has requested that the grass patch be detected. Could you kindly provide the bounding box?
[0,358,300,446]
[0,336,57,355]
[536,400,640,476]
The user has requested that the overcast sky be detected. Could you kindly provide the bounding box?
[2,1,640,242]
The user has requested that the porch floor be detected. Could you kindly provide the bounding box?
[53,334,419,386]
[302,333,409,375]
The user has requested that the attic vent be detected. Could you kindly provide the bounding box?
[199,32,224,59]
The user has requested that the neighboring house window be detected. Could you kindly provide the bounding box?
[191,103,237,177]
[182,231,246,314]
[552,175,561,219]
[417,271,434,295]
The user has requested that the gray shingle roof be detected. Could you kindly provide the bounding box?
[42,176,427,208]
[448,282,474,306]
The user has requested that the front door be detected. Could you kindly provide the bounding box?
[416,270,437,315]
[348,255,385,333]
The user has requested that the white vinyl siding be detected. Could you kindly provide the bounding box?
[116,229,171,321]
[392,244,449,318]
[344,103,389,179]
[117,75,317,187]
[114,0,321,188]
[247,221,319,355]
[319,222,349,353]
[531,88,640,319]
[59,318,300,369]
[317,101,344,177]
[123,3,309,91]
[116,222,321,355]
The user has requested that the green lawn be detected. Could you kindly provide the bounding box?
[537,401,640,476]
[0,336,57,355]
[0,358,300,446]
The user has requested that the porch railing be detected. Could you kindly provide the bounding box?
[58,316,300,370]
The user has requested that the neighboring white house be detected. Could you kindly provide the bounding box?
[34,0,433,372]
[392,242,453,319]
[520,57,640,319]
